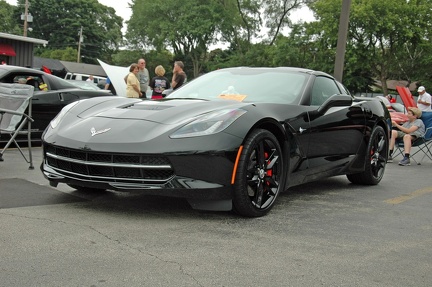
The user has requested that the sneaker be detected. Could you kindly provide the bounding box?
[387,155,393,163]
[398,157,410,166]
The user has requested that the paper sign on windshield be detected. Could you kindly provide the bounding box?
[218,94,247,102]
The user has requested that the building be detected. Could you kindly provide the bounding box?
[59,60,107,77]
[1,33,106,81]
[33,57,107,79]
[0,32,48,67]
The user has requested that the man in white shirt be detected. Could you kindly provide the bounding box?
[417,86,431,111]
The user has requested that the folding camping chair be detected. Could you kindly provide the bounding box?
[395,111,432,165]
[0,83,35,169]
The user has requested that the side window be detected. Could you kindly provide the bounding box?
[337,82,351,96]
[311,76,341,106]
[13,76,28,84]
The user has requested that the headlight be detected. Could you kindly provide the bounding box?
[170,109,247,138]
[50,100,81,129]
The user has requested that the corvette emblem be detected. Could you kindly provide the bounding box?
[90,127,111,137]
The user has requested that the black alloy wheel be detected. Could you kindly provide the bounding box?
[233,129,285,217]
[347,126,388,185]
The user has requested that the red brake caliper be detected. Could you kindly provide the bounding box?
[265,152,272,184]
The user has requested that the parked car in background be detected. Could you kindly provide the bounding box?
[0,65,114,143]
[379,97,409,124]
[41,67,390,217]
[66,79,110,93]
[64,72,106,85]
[354,95,408,124]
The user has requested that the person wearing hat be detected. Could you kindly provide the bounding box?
[386,94,396,103]
[416,86,431,111]
[388,107,425,166]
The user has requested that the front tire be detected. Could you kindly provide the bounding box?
[233,129,285,217]
[347,126,388,185]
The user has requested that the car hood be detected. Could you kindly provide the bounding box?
[389,110,408,124]
[44,97,249,152]
[77,98,251,125]
[98,59,128,97]
[35,87,108,95]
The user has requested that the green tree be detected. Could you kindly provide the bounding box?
[127,0,254,78]
[0,0,21,34]
[111,50,144,67]
[109,49,173,80]
[16,0,123,64]
[309,0,432,94]
[269,24,321,69]
[219,0,261,53]
[205,48,234,71]
[261,0,312,45]
[37,47,77,62]
[144,50,174,79]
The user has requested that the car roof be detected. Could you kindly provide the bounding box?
[221,66,318,73]
[0,65,44,73]
[215,66,334,79]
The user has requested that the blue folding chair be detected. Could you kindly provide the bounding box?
[395,111,432,165]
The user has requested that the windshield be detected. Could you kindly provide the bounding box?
[47,75,81,89]
[166,68,307,104]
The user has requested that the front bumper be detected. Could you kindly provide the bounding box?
[41,144,236,200]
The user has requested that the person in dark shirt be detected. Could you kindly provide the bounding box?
[149,65,170,99]
[171,61,186,90]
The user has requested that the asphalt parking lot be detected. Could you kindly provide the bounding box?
[1,147,431,287]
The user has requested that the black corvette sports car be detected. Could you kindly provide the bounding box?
[0,65,112,143]
[41,67,391,217]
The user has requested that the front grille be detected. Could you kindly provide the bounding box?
[44,144,174,184]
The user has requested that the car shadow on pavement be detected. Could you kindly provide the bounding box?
[0,178,87,209]
[68,188,236,219]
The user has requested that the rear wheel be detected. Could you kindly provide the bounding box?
[347,126,388,185]
[233,129,285,217]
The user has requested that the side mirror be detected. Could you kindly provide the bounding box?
[309,94,352,120]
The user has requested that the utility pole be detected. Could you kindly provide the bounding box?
[23,0,29,37]
[77,26,83,63]
[333,0,351,82]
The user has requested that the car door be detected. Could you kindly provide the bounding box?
[283,109,313,186]
[305,76,366,171]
